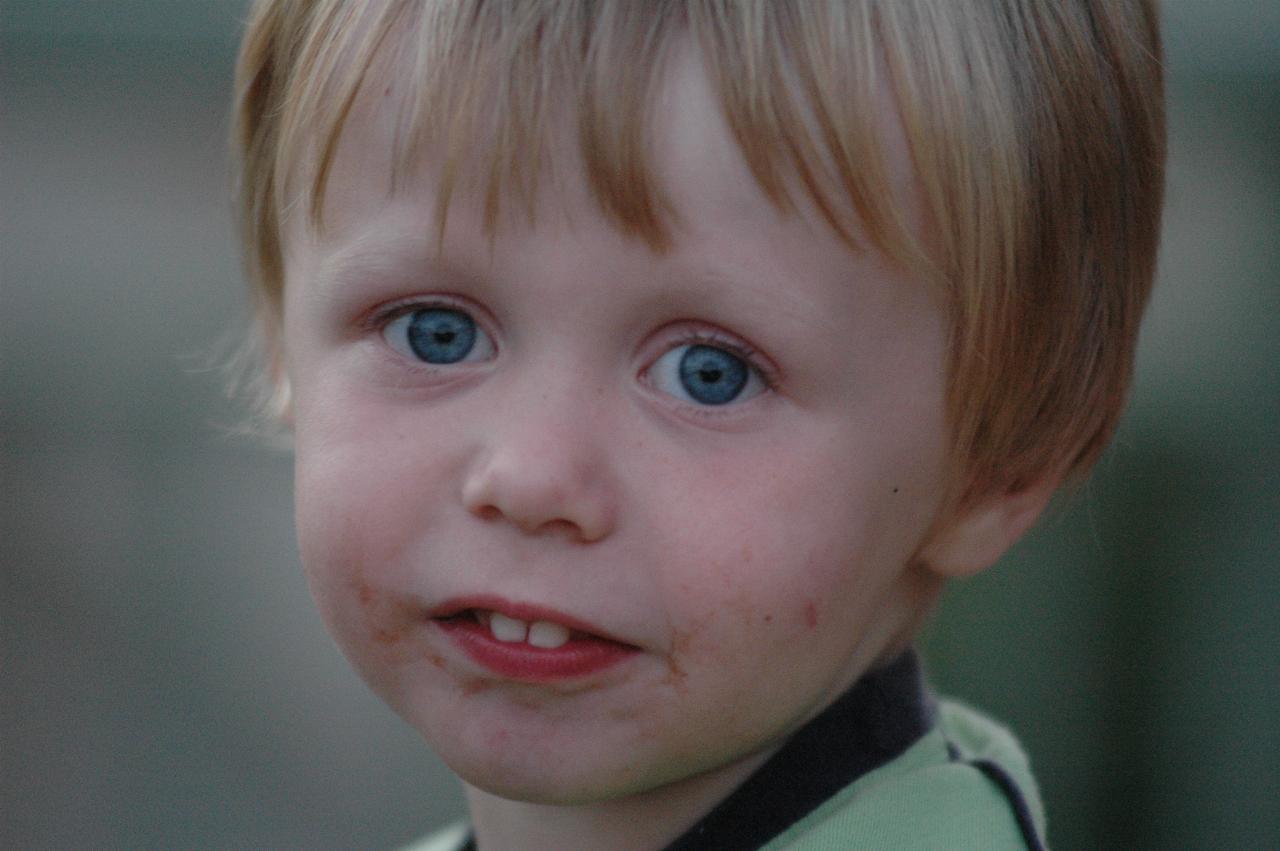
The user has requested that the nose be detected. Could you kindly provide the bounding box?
[460,389,617,543]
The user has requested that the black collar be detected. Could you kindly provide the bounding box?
[661,649,935,851]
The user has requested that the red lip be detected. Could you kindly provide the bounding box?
[429,596,640,682]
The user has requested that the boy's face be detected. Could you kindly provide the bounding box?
[282,43,951,806]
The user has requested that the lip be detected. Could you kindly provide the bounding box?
[428,595,641,682]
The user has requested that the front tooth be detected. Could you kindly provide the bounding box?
[489,612,528,643]
[527,620,570,649]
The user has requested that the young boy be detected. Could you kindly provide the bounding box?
[232,1,1164,848]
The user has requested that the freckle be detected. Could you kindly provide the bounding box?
[763,613,773,624]
[356,580,375,605]
[804,601,818,629]
[892,486,900,494]
[741,544,753,563]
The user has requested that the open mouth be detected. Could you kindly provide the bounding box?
[430,604,640,680]
[435,608,607,649]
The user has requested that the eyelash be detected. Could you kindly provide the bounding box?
[366,296,472,331]
[364,299,779,396]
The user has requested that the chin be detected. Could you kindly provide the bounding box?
[464,774,604,806]
[441,722,712,808]
[450,753,645,806]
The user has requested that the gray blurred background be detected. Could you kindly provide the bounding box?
[2,2,1277,849]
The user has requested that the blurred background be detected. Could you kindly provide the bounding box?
[2,2,1276,848]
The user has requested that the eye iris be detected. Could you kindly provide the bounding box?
[678,344,748,405]
[406,308,476,364]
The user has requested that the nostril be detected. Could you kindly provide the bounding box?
[472,504,502,522]
[539,518,582,538]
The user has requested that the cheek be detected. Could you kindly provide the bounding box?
[292,411,452,616]
[647,463,851,636]
[293,432,455,682]
[647,432,940,641]
[296,444,393,576]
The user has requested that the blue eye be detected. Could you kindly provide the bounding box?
[383,307,494,365]
[650,343,765,406]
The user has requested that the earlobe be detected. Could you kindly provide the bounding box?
[919,476,1060,578]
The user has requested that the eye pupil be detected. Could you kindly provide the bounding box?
[679,345,747,405]
[407,308,476,364]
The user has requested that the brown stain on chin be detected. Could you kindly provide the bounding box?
[804,601,819,629]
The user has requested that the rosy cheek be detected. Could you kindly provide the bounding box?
[299,452,412,567]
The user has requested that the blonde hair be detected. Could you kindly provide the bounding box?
[233,0,1165,507]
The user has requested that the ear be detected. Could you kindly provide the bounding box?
[918,475,1060,578]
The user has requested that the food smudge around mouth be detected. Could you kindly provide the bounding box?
[350,578,427,654]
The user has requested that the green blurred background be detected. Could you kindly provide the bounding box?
[3,2,1276,848]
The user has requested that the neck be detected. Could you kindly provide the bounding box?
[464,746,775,851]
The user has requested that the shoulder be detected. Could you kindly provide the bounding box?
[765,699,1047,851]
[396,821,470,851]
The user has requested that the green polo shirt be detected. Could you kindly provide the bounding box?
[759,699,1045,849]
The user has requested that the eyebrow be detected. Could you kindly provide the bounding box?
[306,224,459,309]
[315,230,423,288]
